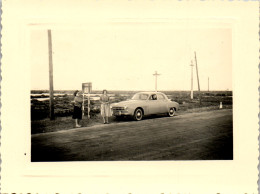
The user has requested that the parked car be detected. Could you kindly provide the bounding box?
[111,92,179,121]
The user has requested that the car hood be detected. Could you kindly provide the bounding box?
[111,100,143,107]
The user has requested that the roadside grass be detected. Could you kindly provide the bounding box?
[31,114,104,134]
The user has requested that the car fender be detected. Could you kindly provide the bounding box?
[167,101,179,111]
[131,106,147,116]
[141,105,149,115]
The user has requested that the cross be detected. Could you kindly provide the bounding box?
[153,71,160,92]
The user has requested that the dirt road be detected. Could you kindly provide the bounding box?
[31,109,233,161]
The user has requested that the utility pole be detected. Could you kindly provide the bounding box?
[194,52,201,105]
[48,30,55,120]
[208,77,209,92]
[190,60,194,99]
[153,71,160,92]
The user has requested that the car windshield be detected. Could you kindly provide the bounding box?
[131,93,149,100]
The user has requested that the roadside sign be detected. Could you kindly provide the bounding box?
[82,82,92,94]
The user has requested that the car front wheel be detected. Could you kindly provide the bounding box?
[168,108,176,117]
[133,108,143,121]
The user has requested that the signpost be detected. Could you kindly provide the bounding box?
[82,82,92,118]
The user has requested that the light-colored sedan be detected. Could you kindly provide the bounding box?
[111,92,179,121]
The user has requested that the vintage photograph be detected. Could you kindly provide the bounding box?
[30,26,233,161]
[2,0,258,193]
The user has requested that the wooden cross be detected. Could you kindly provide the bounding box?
[153,71,160,92]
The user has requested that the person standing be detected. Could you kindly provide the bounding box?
[72,90,83,127]
[100,89,110,124]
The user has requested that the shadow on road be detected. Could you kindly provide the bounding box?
[111,113,173,123]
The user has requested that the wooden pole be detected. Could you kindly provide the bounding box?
[194,52,201,105]
[190,60,194,100]
[153,71,160,92]
[48,30,55,120]
[208,77,209,92]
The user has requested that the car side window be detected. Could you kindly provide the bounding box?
[140,94,148,100]
[157,94,165,100]
[149,94,157,100]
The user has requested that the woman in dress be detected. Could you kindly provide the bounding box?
[100,89,110,124]
[72,90,83,127]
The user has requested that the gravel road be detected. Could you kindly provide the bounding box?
[31,109,233,161]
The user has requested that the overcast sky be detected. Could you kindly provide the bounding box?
[30,25,232,91]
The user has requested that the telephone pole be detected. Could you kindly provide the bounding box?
[208,77,209,92]
[153,71,160,92]
[194,52,201,105]
[190,60,194,99]
[48,30,55,120]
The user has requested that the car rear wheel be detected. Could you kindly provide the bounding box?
[134,108,143,121]
[168,108,175,117]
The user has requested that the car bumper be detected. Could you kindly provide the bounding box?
[112,110,132,116]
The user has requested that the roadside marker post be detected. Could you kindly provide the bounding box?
[220,102,223,109]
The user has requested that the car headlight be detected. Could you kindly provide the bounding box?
[124,106,128,110]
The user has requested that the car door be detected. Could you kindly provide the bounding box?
[147,94,161,114]
[156,93,169,113]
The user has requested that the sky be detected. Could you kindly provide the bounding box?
[30,24,232,91]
